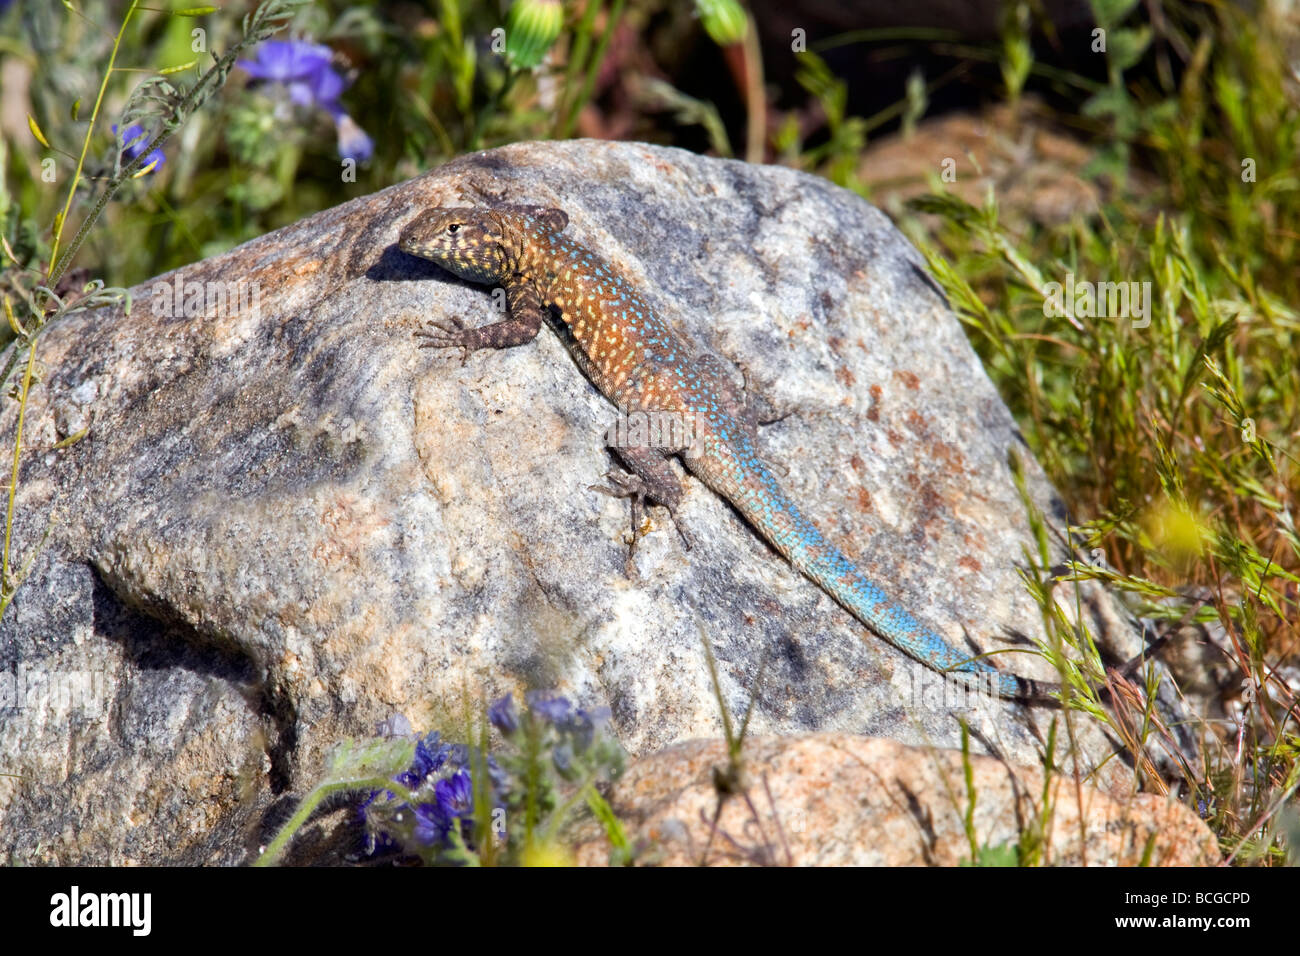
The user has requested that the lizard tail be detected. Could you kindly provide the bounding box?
[706,444,1052,700]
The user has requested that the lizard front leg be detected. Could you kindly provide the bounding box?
[415,281,546,358]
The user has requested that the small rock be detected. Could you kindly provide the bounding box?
[571,734,1220,866]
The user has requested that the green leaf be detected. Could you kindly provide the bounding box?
[53,427,90,449]
[1081,84,1129,119]
[1108,26,1151,72]
[3,297,26,338]
[906,192,982,227]
[322,736,416,786]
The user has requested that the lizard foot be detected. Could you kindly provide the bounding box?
[722,355,795,426]
[590,470,696,575]
[415,315,474,364]
[461,179,508,205]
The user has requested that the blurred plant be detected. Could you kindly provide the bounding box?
[1082,0,1157,181]
[632,77,732,157]
[793,52,867,189]
[904,0,1300,862]
[550,0,628,140]
[999,1,1033,105]
[258,692,628,866]
[695,0,747,47]
[236,39,373,163]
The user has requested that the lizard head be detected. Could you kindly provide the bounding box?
[399,207,507,284]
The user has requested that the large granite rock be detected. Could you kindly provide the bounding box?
[0,140,1160,864]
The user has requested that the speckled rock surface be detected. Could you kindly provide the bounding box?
[570,734,1220,866]
[0,140,1159,864]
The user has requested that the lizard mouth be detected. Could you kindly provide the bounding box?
[397,227,429,256]
[398,218,446,258]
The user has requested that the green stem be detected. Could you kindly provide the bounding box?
[469,68,519,151]
[524,724,539,849]
[255,785,329,867]
[553,0,601,139]
[740,14,765,164]
[47,0,141,281]
[1,340,39,612]
[255,776,418,867]
[558,0,626,139]
[540,772,599,842]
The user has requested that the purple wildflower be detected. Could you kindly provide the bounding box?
[357,788,401,855]
[552,742,573,775]
[411,801,449,846]
[112,123,164,173]
[436,769,474,819]
[375,713,413,738]
[395,730,452,790]
[237,40,335,104]
[397,770,474,849]
[335,114,374,163]
[237,39,373,162]
[571,706,612,752]
[485,752,510,793]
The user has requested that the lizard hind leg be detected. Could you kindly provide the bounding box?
[590,441,694,576]
[695,353,791,477]
[695,353,793,427]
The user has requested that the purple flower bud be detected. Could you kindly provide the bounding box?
[488,693,519,735]
[526,690,573,725]
[335,114,374,163]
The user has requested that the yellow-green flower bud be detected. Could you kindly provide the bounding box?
[696,0,748,47]
[505,0,564,71]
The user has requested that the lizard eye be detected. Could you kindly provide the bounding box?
[447,223,461,234]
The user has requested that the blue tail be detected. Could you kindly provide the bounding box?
[706,438,1033,699]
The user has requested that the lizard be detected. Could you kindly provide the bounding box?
[398,201,1083,701]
